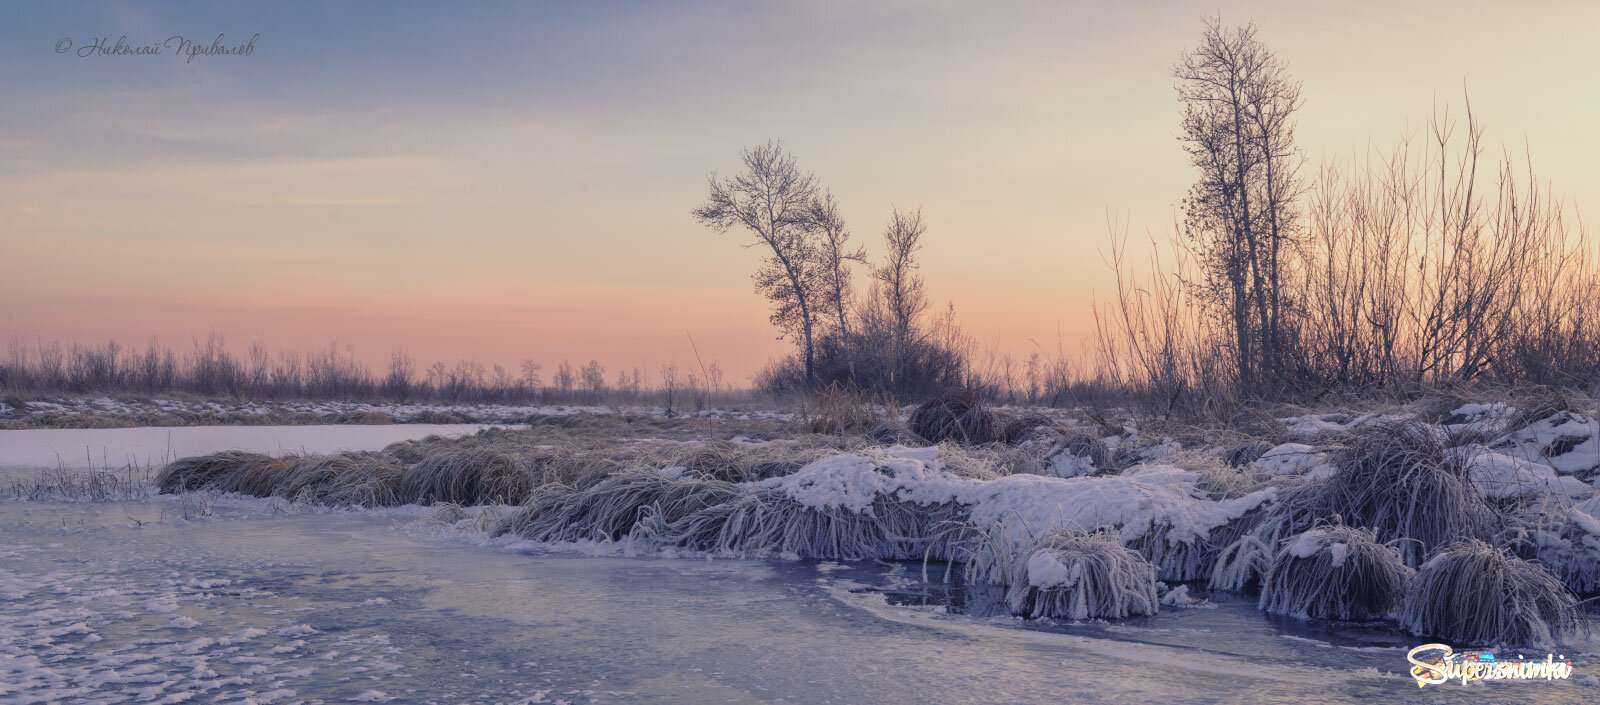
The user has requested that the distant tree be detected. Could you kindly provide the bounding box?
[659,361,679,415]
[874,207,929,389]
[694,141,826,384]
[384,350,415,399]
[554,359,575,395]
[520,359,542,398]
[581,359,606,397]
[425,361,447,396]
[491,364,514,399]
[1174,15,1305,391]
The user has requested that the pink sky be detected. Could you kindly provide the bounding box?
[5,1,1597,383]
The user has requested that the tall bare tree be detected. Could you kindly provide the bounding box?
[810,190,867,377]
[1174,15,1304,392]
[694,141,826,383]
[874,207,929,389]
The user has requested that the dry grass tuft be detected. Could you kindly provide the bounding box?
[281,453,406,507]
[804,385,882,436]
[497,470,744,543]
[401,448,535,505]
[156,451,292,494]
[1399,539,1588,649]
[908,390,1000,445]
[1259,523,1412,621]
[640,487,972,561]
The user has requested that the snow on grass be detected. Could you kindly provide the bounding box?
[1456,445,1594,499]
[1251,444,1330,476]
[762,446,1275,552]
[1277,412,1404,435]
[1493,411,1600,477]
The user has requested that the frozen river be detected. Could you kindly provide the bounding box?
[0,424,509,470]
[4,497,1592,704]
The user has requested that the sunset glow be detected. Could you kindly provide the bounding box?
[5,1,1598,381]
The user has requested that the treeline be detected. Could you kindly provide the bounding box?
[1094,18,1600,416]
[0,334,737,409]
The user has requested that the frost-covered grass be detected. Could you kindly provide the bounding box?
[1004,530,1159,620]
[1212,422,1493,594]
[5,464,155,501]
[1258,524,1412,621]
[1399,539,1588,649]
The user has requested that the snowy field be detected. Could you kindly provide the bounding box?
[4,398,1600,703]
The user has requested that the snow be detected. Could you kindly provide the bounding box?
[762,447,958,513]
[1495,412,1600,476]
[1157,584,1214,608]
[764,449,1276,549]
[1452,402,1515,421]
[1277,412,1402,434]
[1284,529,1349,567]
[1252,444,1330,476]
[1458,446,1594,499]
[1329,543,1349,568]
[1024,552,1081,589]
[1044,449,1096,478]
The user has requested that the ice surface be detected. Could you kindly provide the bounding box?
[4,498,1588,704]
[0,424,507,470]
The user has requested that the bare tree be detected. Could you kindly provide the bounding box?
[520,359,542,399]
[874,207,929,390]
[810,190,867,377]
[580,359,606,398]
[659,361,679,416]
[694,141,826,384]
[1174,15,1304,392]
[554,359,575,395]
[384,350,414,399]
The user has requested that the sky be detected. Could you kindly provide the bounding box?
[3,1,1598,383]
